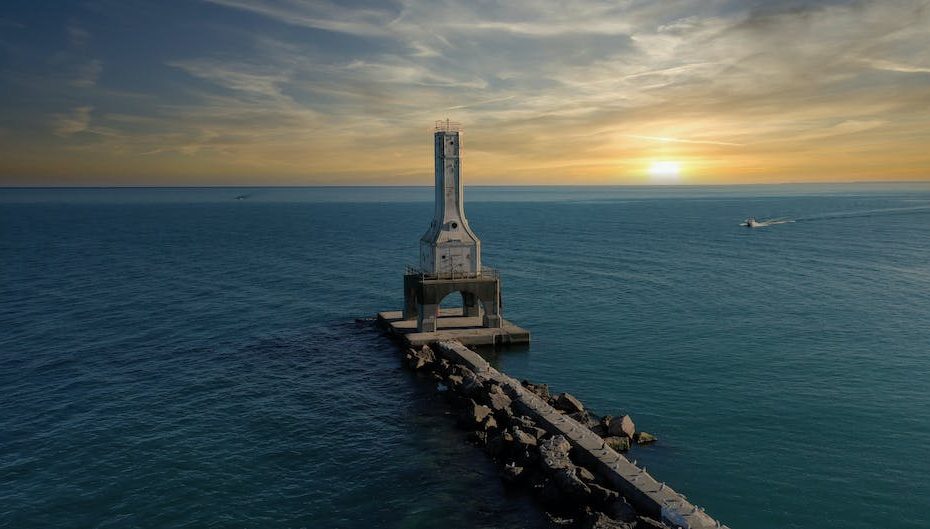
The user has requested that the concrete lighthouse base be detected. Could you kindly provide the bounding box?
[377,271,530,347]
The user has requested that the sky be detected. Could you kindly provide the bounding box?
[1,0,929,186]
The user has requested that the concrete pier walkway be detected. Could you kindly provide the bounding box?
[377,308,530,346]
[432,340,728,529]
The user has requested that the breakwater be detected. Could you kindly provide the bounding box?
[388,337,729,529]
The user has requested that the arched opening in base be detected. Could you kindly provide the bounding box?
[438,290,483,318]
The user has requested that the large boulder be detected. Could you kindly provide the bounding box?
[448,365,480,394]
[487,384,513,413]
[460,400,493,429]
[522,380,551,401]
[588,483,619,506]
[450,364,475,379]
[576,466,596,483]
[555,392,586,414]
[551,466,592,502]
[405,346,436,370]
[459,370,484,398]
[568,410,598,429]
[591,423,609,438]
[482,414,499,432]
[538,435,592,500]
[634,431,657,445]
[528,426,549,441]
[539,435,573,469]
[512,427,538,448]
[437,358,451,375]
[608,415,636,440]
[511,417,548,440]
[512,415,537,430]
[447,374,463,387]
[604,436,630,452]
[510,427,539,465]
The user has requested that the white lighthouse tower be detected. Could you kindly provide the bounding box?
[418,120,481,277]
[389,120,528,343]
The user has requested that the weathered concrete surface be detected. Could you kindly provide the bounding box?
[431,341,728,529]
[377,309,530,346]
[404,273,502,331]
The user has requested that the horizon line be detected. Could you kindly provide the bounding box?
[3,180,930,190]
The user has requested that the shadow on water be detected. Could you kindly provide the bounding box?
[471,344,532,371]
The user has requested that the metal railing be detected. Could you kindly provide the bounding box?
[434,119,461,132]
[406,264,498,280]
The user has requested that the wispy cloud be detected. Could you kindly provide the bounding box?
[864,59,930,74]
[625,135,744,147]
[72,59,102,88]
[444,95,516,111]
[167,59,291,98]
[203,0,396,37]
[52,106,93,136]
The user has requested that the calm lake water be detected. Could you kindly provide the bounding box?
[3,184,930,529]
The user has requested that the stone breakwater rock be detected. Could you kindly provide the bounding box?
[460,400,497,431]
[512,415,548,442]
[539,435,572,465]
[396,342,680,529]
[576,466,596,483]
[486,383,514,414]
[569,410,599,429]
[539,435,593,503]
[405,345,436,370]
[522,380,552,401]
[512,427,538,448]
[634,432,657,445]
[604,436,631,452]
[449,365,484,397]
[555,392,586,414]
[591,417,610,438]
[608,415,636,440]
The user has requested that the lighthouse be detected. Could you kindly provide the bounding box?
[378,120,528,345]
[418,120,481,277]
[400,121,501,333]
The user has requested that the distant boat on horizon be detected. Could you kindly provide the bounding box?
[741,216,794,228]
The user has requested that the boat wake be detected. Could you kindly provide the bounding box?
[795,204,930,223]
[742,204,930,228]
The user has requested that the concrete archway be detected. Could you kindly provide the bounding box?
[403,274,501,332]
[438,289,483,318]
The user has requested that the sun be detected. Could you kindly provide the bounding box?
[648,161,681,183]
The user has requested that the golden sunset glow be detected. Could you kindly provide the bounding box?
[1,1,929,186]
[648,162,682,183]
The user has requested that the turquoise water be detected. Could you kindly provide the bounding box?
[3,184,930,529]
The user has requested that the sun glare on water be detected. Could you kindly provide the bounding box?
[648,161,681,183]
